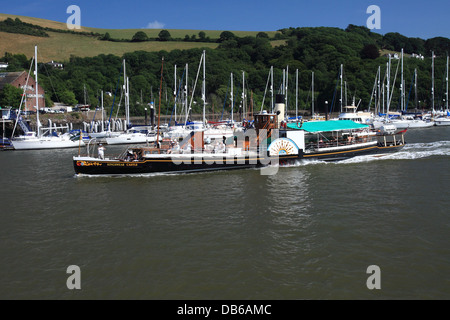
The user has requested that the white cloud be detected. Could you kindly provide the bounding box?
[145,21,165,29]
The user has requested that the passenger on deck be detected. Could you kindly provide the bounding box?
[348,135,354,143]
[98,144,105,159]
[126,150,133,161]
[183,144,191,154]
[171,141,180,154]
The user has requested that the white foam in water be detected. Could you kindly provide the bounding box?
[340,141,450,164]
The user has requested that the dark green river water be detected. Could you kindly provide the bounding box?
[1,126,449,299]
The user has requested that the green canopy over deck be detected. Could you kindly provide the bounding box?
[287,120,369,133]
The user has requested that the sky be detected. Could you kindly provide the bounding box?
[1,0,449,39]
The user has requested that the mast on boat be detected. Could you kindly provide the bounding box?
[184,63,189,126]
[401,49,404,111]
[377,66,381,114]
[123,59,130,129]
[242,70,246,121]
[340,64,343,113]
[414,68,418,111]
[295,69,298,120]
[99,90,104,132]
[432,51,435,114]
[270,66,274,113]
[285,65,288,118]
[311,71,315,116]
[157,57,164,147]
[446,55,449,112]
[202,50,206,126]
[386,56,391,119]
[34,45,41,138]
[174,64,177,123]
[231,72,234,123]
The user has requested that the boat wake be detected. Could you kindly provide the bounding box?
[276,141,450,167]
[74,172,176,179]
[340,140,450,164]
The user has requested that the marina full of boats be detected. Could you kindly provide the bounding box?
[1,47,449,163]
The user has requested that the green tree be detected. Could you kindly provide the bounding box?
[198,31,206,41]
[101,32,111,41]
[158,30,171,41]
[361,44,380,59]
[132,31,148,42]
[58,90,78,106]
[256,32,269,39]
[0,84,23,107]
[219,31,236,42]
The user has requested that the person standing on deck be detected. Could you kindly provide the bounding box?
[98,144,105,159]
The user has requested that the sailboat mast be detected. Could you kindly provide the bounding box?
[231,73,234,123]
[295,69,298,119]
[340,64,343,113]
[184,63,188,126]
[34,45,40,138]
[446,55,449,111]
[174,64,177,123]
[123,59,130,128]
[202,50,206,126]
[101,90,104,132]
[270,66,274,113]
[157,57,164,146]
[401,49,404,111]
[414,68,418,110]
[432,51,435,113]
[126,76,130,128]
[312,71,314,115]
[386,57,391,117]
[285,65,289,118]
[377,66,381,114]
[242,71,245,120]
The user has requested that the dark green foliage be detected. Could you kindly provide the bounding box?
[425,37,450,56]
[256,32,269,39]
[0,17,49,37]
[2,52,30,70]
[132,31,149,42]
[101,32,111,41]
[0,84,23,107]
[361,44,380,59]
[219,31,236,42]
[0,17,102,38]
[158,30,171,41]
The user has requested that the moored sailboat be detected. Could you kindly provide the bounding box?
[11,46,84,150]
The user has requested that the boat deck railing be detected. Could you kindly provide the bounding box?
[377,133,405,147]
[306,135,377,151]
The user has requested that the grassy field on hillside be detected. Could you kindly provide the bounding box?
[0,30,219,62]
[0,13,280,62]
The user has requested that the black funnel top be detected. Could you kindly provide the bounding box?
[275,94,285,104]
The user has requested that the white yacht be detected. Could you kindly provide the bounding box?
[337,105,374,125]
[11,46,85,150]
[389,115,434,129]
[105,127,160,145]
[12,131,84,150]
